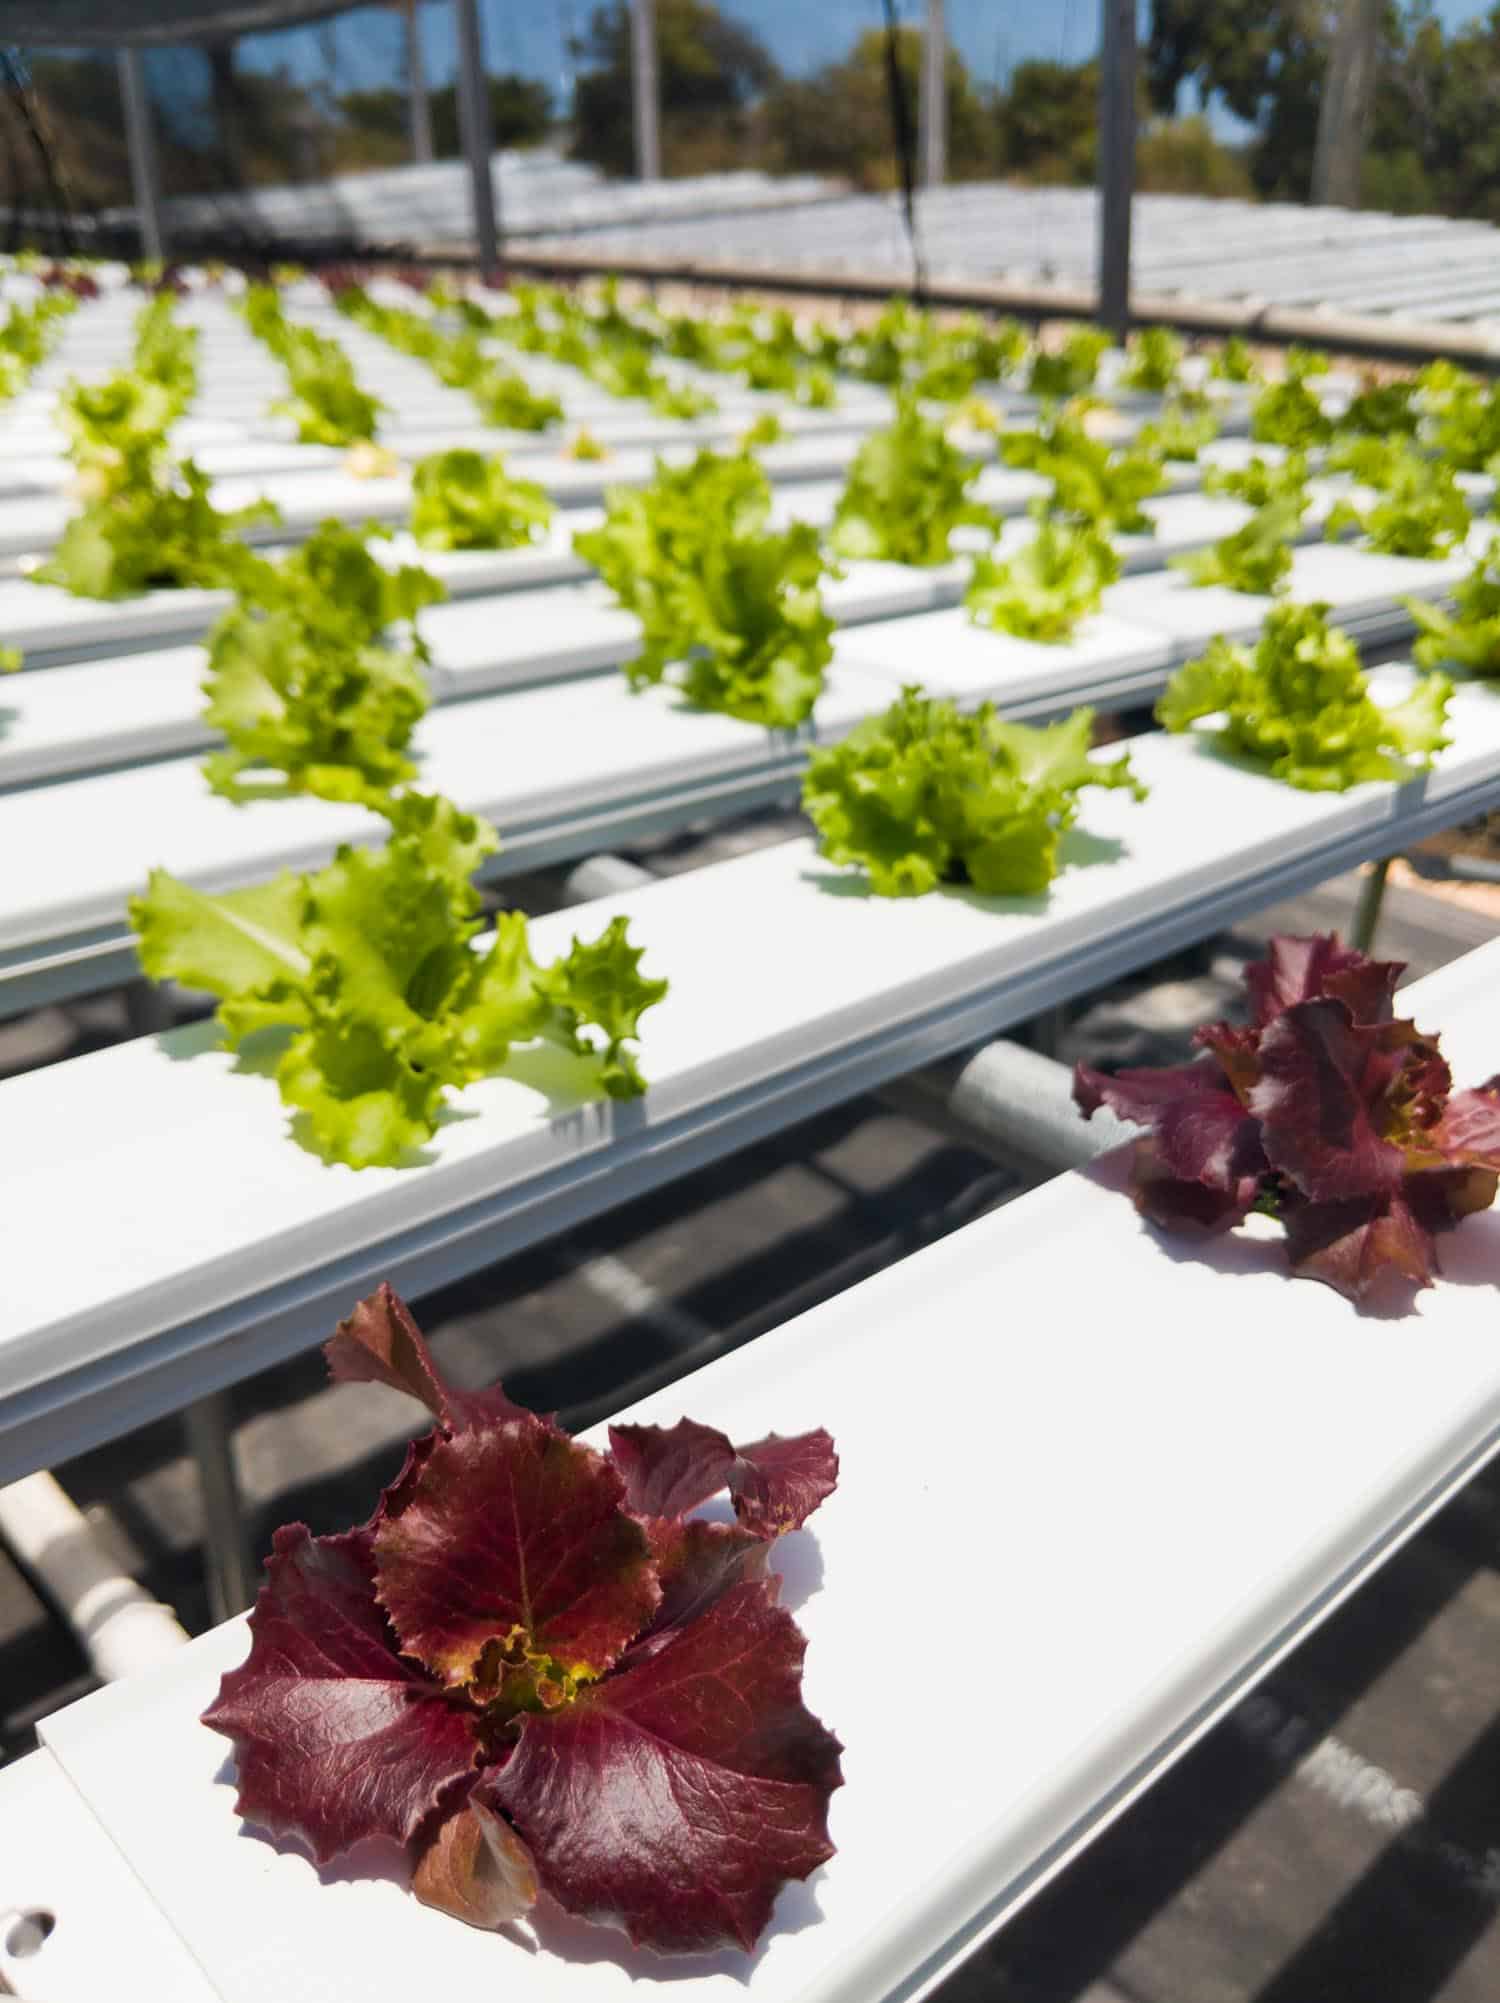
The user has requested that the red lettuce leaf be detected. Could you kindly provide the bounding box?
[606,1417,736,1518]
[1248,1001,1409,1202]
[1128,1137,1259,1236]
[1076,1056,1265,1199]
[489,1580,842,1954]
[202,1524,481,1864]
[608,1419,838,1538]
[412,1797,539,1932]
[373,1418,659,1689]
[727,1431,840,1537]
[325,1281,527,1433]
[634,1518,773,1649]
[1245,934,1402,1028]
[1280,1189,1436,1299]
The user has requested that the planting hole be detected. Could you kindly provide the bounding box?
[5,1909,55,1957]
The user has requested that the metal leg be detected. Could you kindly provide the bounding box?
[183,1393,257,1625]
[122,978,173,1038]
[116,48,165,264]
[1351,854,1392,953]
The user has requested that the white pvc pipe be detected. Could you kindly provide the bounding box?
[0,1473,187,1683]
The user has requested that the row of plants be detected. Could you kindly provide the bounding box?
[240,280,384,449]
[127,511,665,1170]
[329,278,565,433]
[464,278,719,421]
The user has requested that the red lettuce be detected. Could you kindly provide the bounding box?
[204,1286,841,1957]
[1074,933,1500,1306]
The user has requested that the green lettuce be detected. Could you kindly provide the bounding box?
[200,522,445,807]
[1250,348,1333,449]
[129,795,666,1167]
[1323,439,1470,558]
[409,448,554,551]
[1173,490,1308,596]
[1026,327,1112,400]
[1119,326,1184,393]
[830,399,997,566]
[1406,549,1500,675]
[965,519,1121,642]
[802,688,1146,897]
[1156,600,1452,790]
[1002,409,1165,534]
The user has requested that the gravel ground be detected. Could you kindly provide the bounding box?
[2,840,1497,2003]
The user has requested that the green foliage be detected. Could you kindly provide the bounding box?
[243,285,383,445]
[1250,349,1333,449]
[1156,601,1453,791]
[199,522,445,807]
[37,457,274,600]
[1209,336,1260,384]
[1407,549,1500,676]
[1002,409,1166,534]
[1174,491,1308,597]
[1415,361,1500,472]
[1026,328,1112,399]
[129,800,666,1167]
[408,449,554,552]
[1202,450,1309,509]
[0,292,73,399]
[1135,393,1220,462]
[830,399,997,566]
[1119,326,1184,393]
[1323,439,1470,558]
[485,281,715,418]
[964,520,1121,642]
[575,449,835,726]
[1339,378,1419,437]
[802,688,1146,898]
[570,0,778,178]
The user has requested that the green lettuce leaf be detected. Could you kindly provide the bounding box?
[409,448,554,552]
[802,687,1146,898]
[964,519,1121,642]
[1156,601,1453,791]
[829,399,996,566]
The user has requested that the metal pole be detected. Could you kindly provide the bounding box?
[919,0,946,189]
[453,0,501,277]
[183,1392,257,1623]
[405,0,434,165]
[116,47,165,264]
[1096,0,1137,340]
[1312,0,1381,208]
[1351,855,1391,953]
[631,0,661,183]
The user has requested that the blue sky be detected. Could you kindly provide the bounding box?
[228,0,1497,109]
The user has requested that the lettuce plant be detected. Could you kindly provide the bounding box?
[1156,601,1452,790]
[965,518,1121,642]
[1174,489,1308,596]
[802,690,1146,897]
[1119,325,1184,393]
[1135,393,1220,462]
[1075,932,1500,1305]
[200,522,445,807]
[1202,451,1309,510]
[1025,326,1111,399]
[130,792,666,1165]
[243,285,383,445]
[830,399,997,566]
[1250,348,1333,449]
[1003,410,1165,535]
[36,456,274,600]
[1339,378,1418,437]
[409,448,554,551]
[576,450,836,726]
[204,1284,841,1952]
[1209,335,1259,383]
[1323,439,1470,559]
[1406,547,1500,675]
[1414,360,1500,472]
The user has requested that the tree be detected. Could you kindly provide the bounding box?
[995,58,1099,182]
[570,0,777,178]
[764,25,993,188]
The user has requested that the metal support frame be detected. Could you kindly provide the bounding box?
[1351,854,1392,953]
[631,0,662,183]
[453,0,501,278]
[919,0,946,190]
[182,1393,256,1625]
[405,0,434,166]
[116,47,165,265]
[880,1037,1132,1177]
[1097,0,1137,340]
